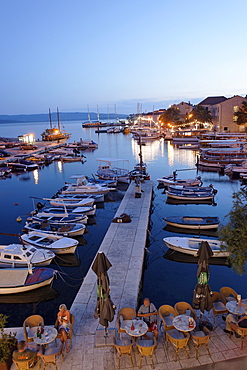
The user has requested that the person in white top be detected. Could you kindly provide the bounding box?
[57,304,71,353]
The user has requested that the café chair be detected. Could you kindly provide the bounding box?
[166,329,190,362]
[39,343,63,370]
[54,313,75,348]
[136,337,157,369]
[13,357,40,370]
[113,337,134,368]
[229,322,247,350]
[174,302,197,321]
[220,287,238,302]
[116,307,136,338]
[23,315,44,343]
[190,326,211,359]
[211,292,228,323]
[158,305,177,333]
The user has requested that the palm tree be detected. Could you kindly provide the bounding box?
[159,107,180,128]
[189,106,212,124]
[234,101,247,126]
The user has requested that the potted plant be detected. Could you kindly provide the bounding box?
[0,314,17,370]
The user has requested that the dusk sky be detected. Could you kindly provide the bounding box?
[1,0,247,115]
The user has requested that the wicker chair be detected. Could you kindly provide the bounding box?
[13,358,39,370]
[158,305,177,333]
[174,302,197,321]
[166,329,190,361]
[220,287,238,302]
[136,337,157,369]
[114,337,134,368]
[211,292,228,323]
[23,315,44,343]
[116,307,136,338]
[39,343,63,370]
[190,326,211,359]
[229,322,247,350]
[55,313,75,348]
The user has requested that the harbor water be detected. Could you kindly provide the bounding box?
[0,120,246,327]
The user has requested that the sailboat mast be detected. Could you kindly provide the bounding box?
[49,108,52,128]
[87,105,91,123]
[57,107,60,131]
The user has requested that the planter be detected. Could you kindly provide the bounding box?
[0,345,17,370]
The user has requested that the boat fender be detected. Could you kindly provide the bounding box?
[36,202,44,210]
[213,189,218,194]
[16,216,22,222]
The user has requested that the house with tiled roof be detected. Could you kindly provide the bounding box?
[198,95,247,132]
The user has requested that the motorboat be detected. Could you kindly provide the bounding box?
[20,231,79,254]
[60,154,86,162]
[39,205,96,216]
[167,185,217,194]
[0,243,55,267]
[165,189,215,201]
[22,221,86,237]
[96,158,129,183]
[31,211,88,225]
[157,173,202,187]
[61,175,113,195]
[49,197,95,208]
[163,237,228,257]
[164,216,220,230]
[8,159,39,172]
[0,267,56,294]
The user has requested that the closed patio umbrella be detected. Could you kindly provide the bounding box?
[92,252,116,336]
[193,241,213,313]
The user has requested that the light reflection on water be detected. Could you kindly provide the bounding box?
[0,122,246,325]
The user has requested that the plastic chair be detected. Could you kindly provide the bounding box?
[229,322,247,350]
[166,329,190,361]
[220,287,238,302]
[190,326,211,359]
[39,343,63,370]
[158,305,177,333]
[211,292,228,323]
[174,302,197,321]
[116,307,136,338]
[136,337,157,369]
[23,315,44,343]
[114,337,134,368]
[13,357,40,370]
[55,313,75,348]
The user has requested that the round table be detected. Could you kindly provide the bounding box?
[226,301,246,316]
[173,314,196,332]
[121,319,148,337]
[33,326,57,353]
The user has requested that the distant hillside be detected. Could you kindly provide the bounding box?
[0,112,127,124]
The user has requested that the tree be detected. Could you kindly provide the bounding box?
[234,101,247,126]
[159,107,180,128]
[189,106,212,125]
[218,187,247,275]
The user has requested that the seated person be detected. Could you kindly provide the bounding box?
[56,303,71,353]
[13,340,39,367]
[224,309,247,336]
[137,297,158,339]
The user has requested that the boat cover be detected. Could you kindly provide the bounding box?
[0,269,28,287]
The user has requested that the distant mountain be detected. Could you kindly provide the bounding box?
[0,112,127,124]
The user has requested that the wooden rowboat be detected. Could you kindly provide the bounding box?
[164,216,220,230]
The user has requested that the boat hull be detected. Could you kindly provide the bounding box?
[164,216,219,230]
[165,190,214,201]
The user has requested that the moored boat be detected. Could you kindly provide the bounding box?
[157,174,202,187]
[165,189,215,201]
[163,237,228,257]
[22,221,86,237]
[20,231,79,254]
[0,267,56,294]
[164,216,220,230]
[0,243,55,267]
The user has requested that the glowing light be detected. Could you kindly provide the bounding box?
[57,161,63,173]
[33,169,39,184]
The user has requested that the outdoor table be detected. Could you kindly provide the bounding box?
[121,319,148,337]
[173,314,196,332]
[226,301,246,317]
[33,326,58,353]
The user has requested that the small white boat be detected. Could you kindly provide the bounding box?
[0,244,55,267]
[49,197,95,208]
[157,175,202,187]
[96,158,129,183]
[23,221,86,237]
[0,267,56,294]
[20,231,79,254]
[62,175,113,195]
[165,189,215,201]
[31,211,88,225]
[60,155,86,162]
[163,237,228,257]
[40,205,96,216]
[164,216,220,230]
[53,193,104,203]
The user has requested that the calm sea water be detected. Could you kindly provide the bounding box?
[0,120,246,327]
